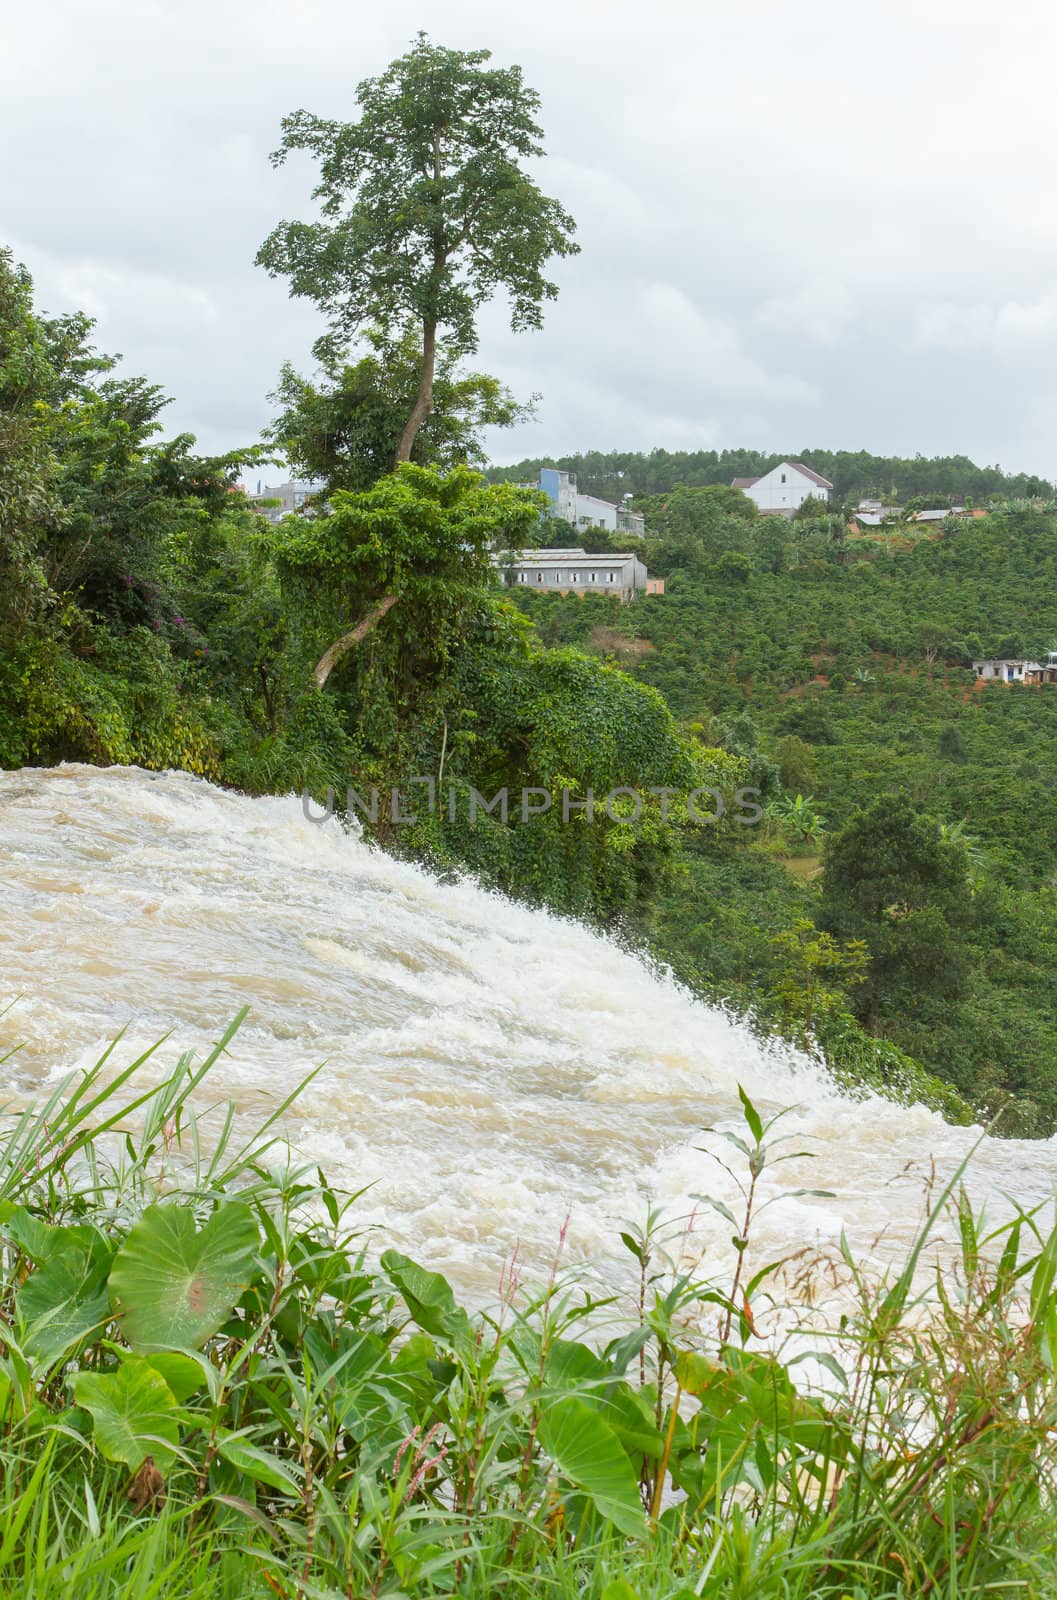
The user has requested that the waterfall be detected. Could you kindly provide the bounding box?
[3,764,1054,1297]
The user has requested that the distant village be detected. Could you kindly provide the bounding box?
[241,463,1042,640]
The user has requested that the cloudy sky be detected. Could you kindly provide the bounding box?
[6,0,1057,475]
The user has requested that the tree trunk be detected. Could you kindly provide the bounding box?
[394,318,437,465]
[312,593,400,689]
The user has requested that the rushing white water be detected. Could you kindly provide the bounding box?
[2,764,1056,1303]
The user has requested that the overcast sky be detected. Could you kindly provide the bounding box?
[6,0,1057,477]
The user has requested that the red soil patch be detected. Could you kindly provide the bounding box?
[587,627,656,661]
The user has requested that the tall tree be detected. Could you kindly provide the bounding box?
[257,34,577,465]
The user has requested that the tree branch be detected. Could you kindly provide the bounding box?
[311,592,400,688]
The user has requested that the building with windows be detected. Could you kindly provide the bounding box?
[536,468,646,537]
[498,548,652,602]
[973,652,1057,685]
[731,461,833,517]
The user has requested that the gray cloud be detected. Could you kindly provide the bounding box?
[5,0,1057,475]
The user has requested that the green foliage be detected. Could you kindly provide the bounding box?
[525,507,1057,1130]
[258,34,578,350]
[108,1202,259,1350]
[820,794,976,1030]
[0,250,262,780]
[269,328,532,494]
[265,462,538,678]
[0,1036,1051,1597]
[257,33,577,461]
[767,917,869,1041]
[73,1360,181,1473]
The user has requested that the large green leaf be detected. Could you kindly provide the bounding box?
[546,1340,663,1460]
[73,1358,180,1471]
[109,1202,258,1349]
[216,1432,300,1494]
[538,1396,647,1538]
[381,1250,471,1344]
[144,1351,207,1404]
[17,1248,110,1370]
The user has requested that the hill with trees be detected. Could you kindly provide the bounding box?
[514,492,1057,1132]
[487,447,1054,505]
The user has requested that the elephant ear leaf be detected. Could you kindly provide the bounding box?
[109,1202,258,1350]
[73,1358,180,1472]
[18,1247,110,1370]
[538,1396,647,1538]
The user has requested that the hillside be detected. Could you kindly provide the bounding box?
[512,503,1057,1133]
[487,448,1054,504]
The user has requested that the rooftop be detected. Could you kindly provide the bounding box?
[789,461,835,490]
[509,549,639,563]
[732,462,835,490]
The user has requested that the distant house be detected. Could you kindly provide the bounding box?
[856,498,904,522]
[731,461,833,517]
[537,468,646,537]
[498,548,651,602]
[247,479,326,524]
[973,653,1057,685]
[910,507,986,523]
[911,507,963,524]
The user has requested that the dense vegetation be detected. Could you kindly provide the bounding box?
[9,212,1057,1134]
[515,491,1057,1132]
[1,1029,1056,1598]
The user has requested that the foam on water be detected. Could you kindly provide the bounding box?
[2,763,1056,1298]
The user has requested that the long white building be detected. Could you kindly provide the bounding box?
[498,548,656,602]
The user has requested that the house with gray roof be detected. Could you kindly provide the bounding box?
[498,548,653,602]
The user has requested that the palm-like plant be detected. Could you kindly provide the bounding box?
[765,792,828,846]
[938,817,987,890]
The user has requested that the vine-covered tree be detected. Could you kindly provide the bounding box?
[268,328,533,496]
[264,463,542,689]
[257,34,577,465]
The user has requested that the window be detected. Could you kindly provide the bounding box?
[536,572,543,582]
[607,571,615,582]
[780,473,786,483]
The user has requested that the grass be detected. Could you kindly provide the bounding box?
[0,1010,1054,1597]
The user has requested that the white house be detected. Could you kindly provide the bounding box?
[498,548,651,602]
[731,461,834,517]
[973,653,1057,685]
